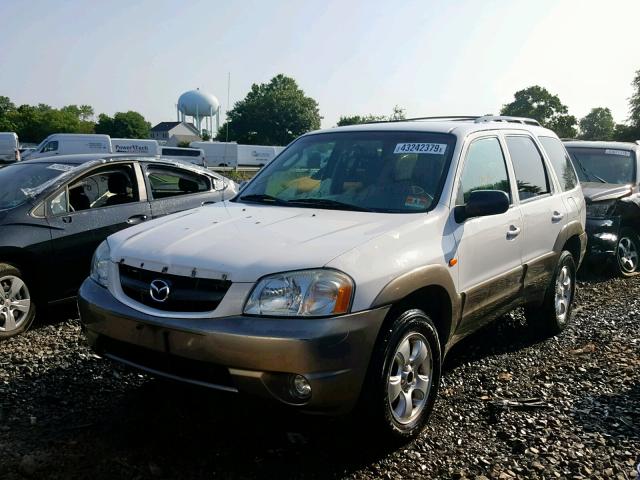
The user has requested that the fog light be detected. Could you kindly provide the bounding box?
[290,374,311,399]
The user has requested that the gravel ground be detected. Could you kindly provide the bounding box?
[0,272,638,480]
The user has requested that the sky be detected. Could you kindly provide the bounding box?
[1,0,639,130]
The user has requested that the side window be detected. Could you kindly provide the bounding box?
[147,166,210,199]
[457,137,511,205]
[538,136,578,191]
[505,136,551,201]
[48,189,68,216]
[67,164,139,212]
[41,141,58,153]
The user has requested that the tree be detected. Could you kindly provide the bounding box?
[579,107,615,140]
[336,106,407,126]
[95,111,150,138]
[629,69,640,127]
[0,96,17,131]
[217,74,321,145]
[501,85,577,137]
[336,114,385,126]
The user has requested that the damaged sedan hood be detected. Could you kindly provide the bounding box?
[581,182,633,202]
[107,201,410,282]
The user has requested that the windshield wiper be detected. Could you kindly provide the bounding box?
[572,154,607,183]
[287,198,374,212]
[238,193,289,205]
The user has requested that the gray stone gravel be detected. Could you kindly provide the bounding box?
[0,272,638,479]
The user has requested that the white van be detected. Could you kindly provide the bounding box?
[25,134,111,159]
[190,141,285,167]
[0,132,20,164]
[160,146,206,166]
[112,138,159,155]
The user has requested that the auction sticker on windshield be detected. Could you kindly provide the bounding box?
[605,149,631,157]
[394,143,447,154]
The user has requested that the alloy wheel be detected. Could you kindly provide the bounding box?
[617,236,639,273]
[0,275,32,333]
[554,265,572,324]
[387,332,433,424]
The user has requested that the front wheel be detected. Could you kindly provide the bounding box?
[0,263,36,339]
[614,228,640,277]
[525,250,576,336]
[361,309,441,441]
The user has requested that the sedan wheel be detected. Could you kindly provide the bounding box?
[616,229,639,276]
[0,275,32,333]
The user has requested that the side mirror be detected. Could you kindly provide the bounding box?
[454,190,509,223]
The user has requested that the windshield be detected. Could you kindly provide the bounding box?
[567,147,636,184]
[0,163,75,210]
[236,131,456,213]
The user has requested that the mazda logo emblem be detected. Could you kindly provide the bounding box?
[149,279,170,303]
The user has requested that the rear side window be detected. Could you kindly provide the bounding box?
[147,166,210,199]
[505,136,550,201]
[161,148,201,157]
[539,136,578,191]
[457,137,511,204]
[42,141,58,153]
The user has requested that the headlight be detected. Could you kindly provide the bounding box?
[244,269,354,317]
[90,240,111,287]
[586,199,616,218]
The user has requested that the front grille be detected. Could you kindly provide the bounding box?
[119,264,231,312]
[98,336,236,390]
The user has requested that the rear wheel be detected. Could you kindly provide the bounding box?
[0,263,36,339]
[614,227,640,277]
[361,309,441,441]
[525,250,575,336]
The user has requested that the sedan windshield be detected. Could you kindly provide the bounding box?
[567,147,636,184]
[0,162,76,210]
[237,131,456,213]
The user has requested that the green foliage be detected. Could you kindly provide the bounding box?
[95,111,151,138]
[629,69,640,127]
[177,140,191,148]
[217,74,321,145]
[579,108,615,140]
[201,131,211,141]
[613,123,640,142]
[336,105,407,126]
[0,96,17,131]
[500,85,577,137]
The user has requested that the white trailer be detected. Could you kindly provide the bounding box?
[0,132,20,164]
[190,141,285,167]
[160,146,206,166]
[112,138,159,155]
[24,134,111,159]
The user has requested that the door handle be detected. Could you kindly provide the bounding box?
[201,201,216,206]
[506,225,521,239]
[127,214,148,225]
[62,216,72,224]
[552,211,564,222]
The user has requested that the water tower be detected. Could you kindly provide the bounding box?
[177,89,220,137]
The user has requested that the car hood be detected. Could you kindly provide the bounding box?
[581,182,632,202]
[108,201,411,282]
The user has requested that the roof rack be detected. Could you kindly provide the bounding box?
[362,115,480,125]
[474,115,541,126]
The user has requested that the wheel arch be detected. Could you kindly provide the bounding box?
[370,265,460,352]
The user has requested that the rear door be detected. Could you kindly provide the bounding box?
[453,134,523,334]
[503,134,567,300]
[46,162,151,297]
[143,163,224,217]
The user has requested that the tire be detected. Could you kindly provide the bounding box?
[525,250,576,337]
[360,309,441,441]
[0,263,36,339]
[614,227,640,277]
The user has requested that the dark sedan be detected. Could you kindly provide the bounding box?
[0,154,238,338]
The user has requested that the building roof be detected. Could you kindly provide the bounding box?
[150,121,200,135]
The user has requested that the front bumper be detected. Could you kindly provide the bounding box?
[585,216,621,261]
[78,279,389,414]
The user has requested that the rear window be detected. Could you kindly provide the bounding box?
[161,148,201,157]
[566,147,636,184]
[539,136,578,191]
[505,136,551,201]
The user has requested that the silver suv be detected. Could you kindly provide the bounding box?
[79,116,586,440]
